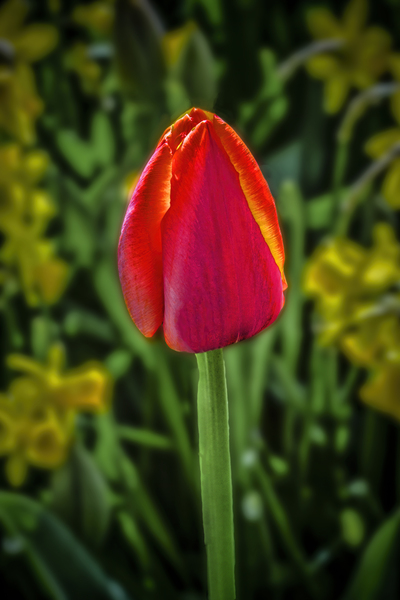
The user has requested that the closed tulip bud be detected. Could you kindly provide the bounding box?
[118,107,287,353]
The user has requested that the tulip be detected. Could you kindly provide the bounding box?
[118,107,286,353]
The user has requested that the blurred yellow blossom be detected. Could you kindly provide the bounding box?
[72,1,115,35]
[361,364,400,422]
[0,0,59,143]
[388,53,400,124]
[0,144,68,306]
[162,21,197,67]
[304,223,400,344]
[0,344,112,486]
[304,223,400,422]
[0,63,44,145]
[7,344,113,414]
[364,122,400,209]
[65,42,102,95]
[306,0,391,113]
[1,234,69,306]
[303,236,367,344]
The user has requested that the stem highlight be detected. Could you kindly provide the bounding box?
[196,349,236,600]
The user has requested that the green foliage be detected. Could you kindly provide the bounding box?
[1,0,400,599]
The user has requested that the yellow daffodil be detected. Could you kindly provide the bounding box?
[0,380,74,487]
[341,313,400,367]
[0,0,58,63]
[303,237,367,343]
[162,21,197,67]
[389,53,400,124]
[305,223,400,422]
[72,1,115,35]
[65,43,102,95]
[0,144,52,229]
[361,364,400,422]
[0,63,43,145]
[7,344,112,414]
[304,224,400,344]
[306,0,391,113]
[0,345,112,486]
[0,0,59,143]
[364,124,400,209]
[0,145,68,305]
[1,233,69,306]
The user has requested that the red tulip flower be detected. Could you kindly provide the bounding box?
[118,108,287,353]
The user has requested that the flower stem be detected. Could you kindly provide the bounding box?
[196,349,236,600]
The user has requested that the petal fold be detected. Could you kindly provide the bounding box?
[118,141,172,337]
[212,115,287,290]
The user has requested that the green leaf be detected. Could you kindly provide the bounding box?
[50,443,111,547]
[57,130,95,179]
[118,425,173,450]
[63,203,95,267]
[95,414,182,570]
[0,492,131,600]
[342,509,400,600]
[91,112,115,167]
[305,188,348,229]
[174,26,217,110]
[114,0,165,102]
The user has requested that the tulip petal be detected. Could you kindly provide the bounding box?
[212,115,287,290]
[118,141,172,337]
[162,121,283,353]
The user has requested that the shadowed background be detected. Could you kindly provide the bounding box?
[1,0,400,598]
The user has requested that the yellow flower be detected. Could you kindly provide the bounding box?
[72,1,115,35]
[0,0,58,63]
[305,224,400,423]
[0,145,68,306]
[7,344,113,414]
[0,63,43,145]
[0,144,52,228]
[1,234,69,306]
[388,53,400,124]
[303,223,400,344]
[306,0,391,113]
[341,313,400,367]
[360,364,400,422]
[364,126,400,209]
[0,345,112,486]
[65,43,102,95]
[162,21,197,67]
[0,380,74,487]
[303,237,367,343]
[0,0,59,143]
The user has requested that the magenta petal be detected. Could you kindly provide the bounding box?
[118,141,172,337]
[161,121,283,353]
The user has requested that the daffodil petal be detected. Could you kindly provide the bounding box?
[361,366,400,422]
[13,24,59,62]
[343,0,368,37]
[389,53,400,80]
[324,73,350,113]
[6,453,28,487]
[306,8,343,40]
[382,158,400,209]
[306,54,340,80]
[390,91,400,126]
[27,420,68,468]
[364,128,400,159]
[0,0,28,39]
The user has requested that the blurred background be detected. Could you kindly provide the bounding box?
[1,0,400,598]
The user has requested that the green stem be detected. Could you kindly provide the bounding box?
[196,349,236,600]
